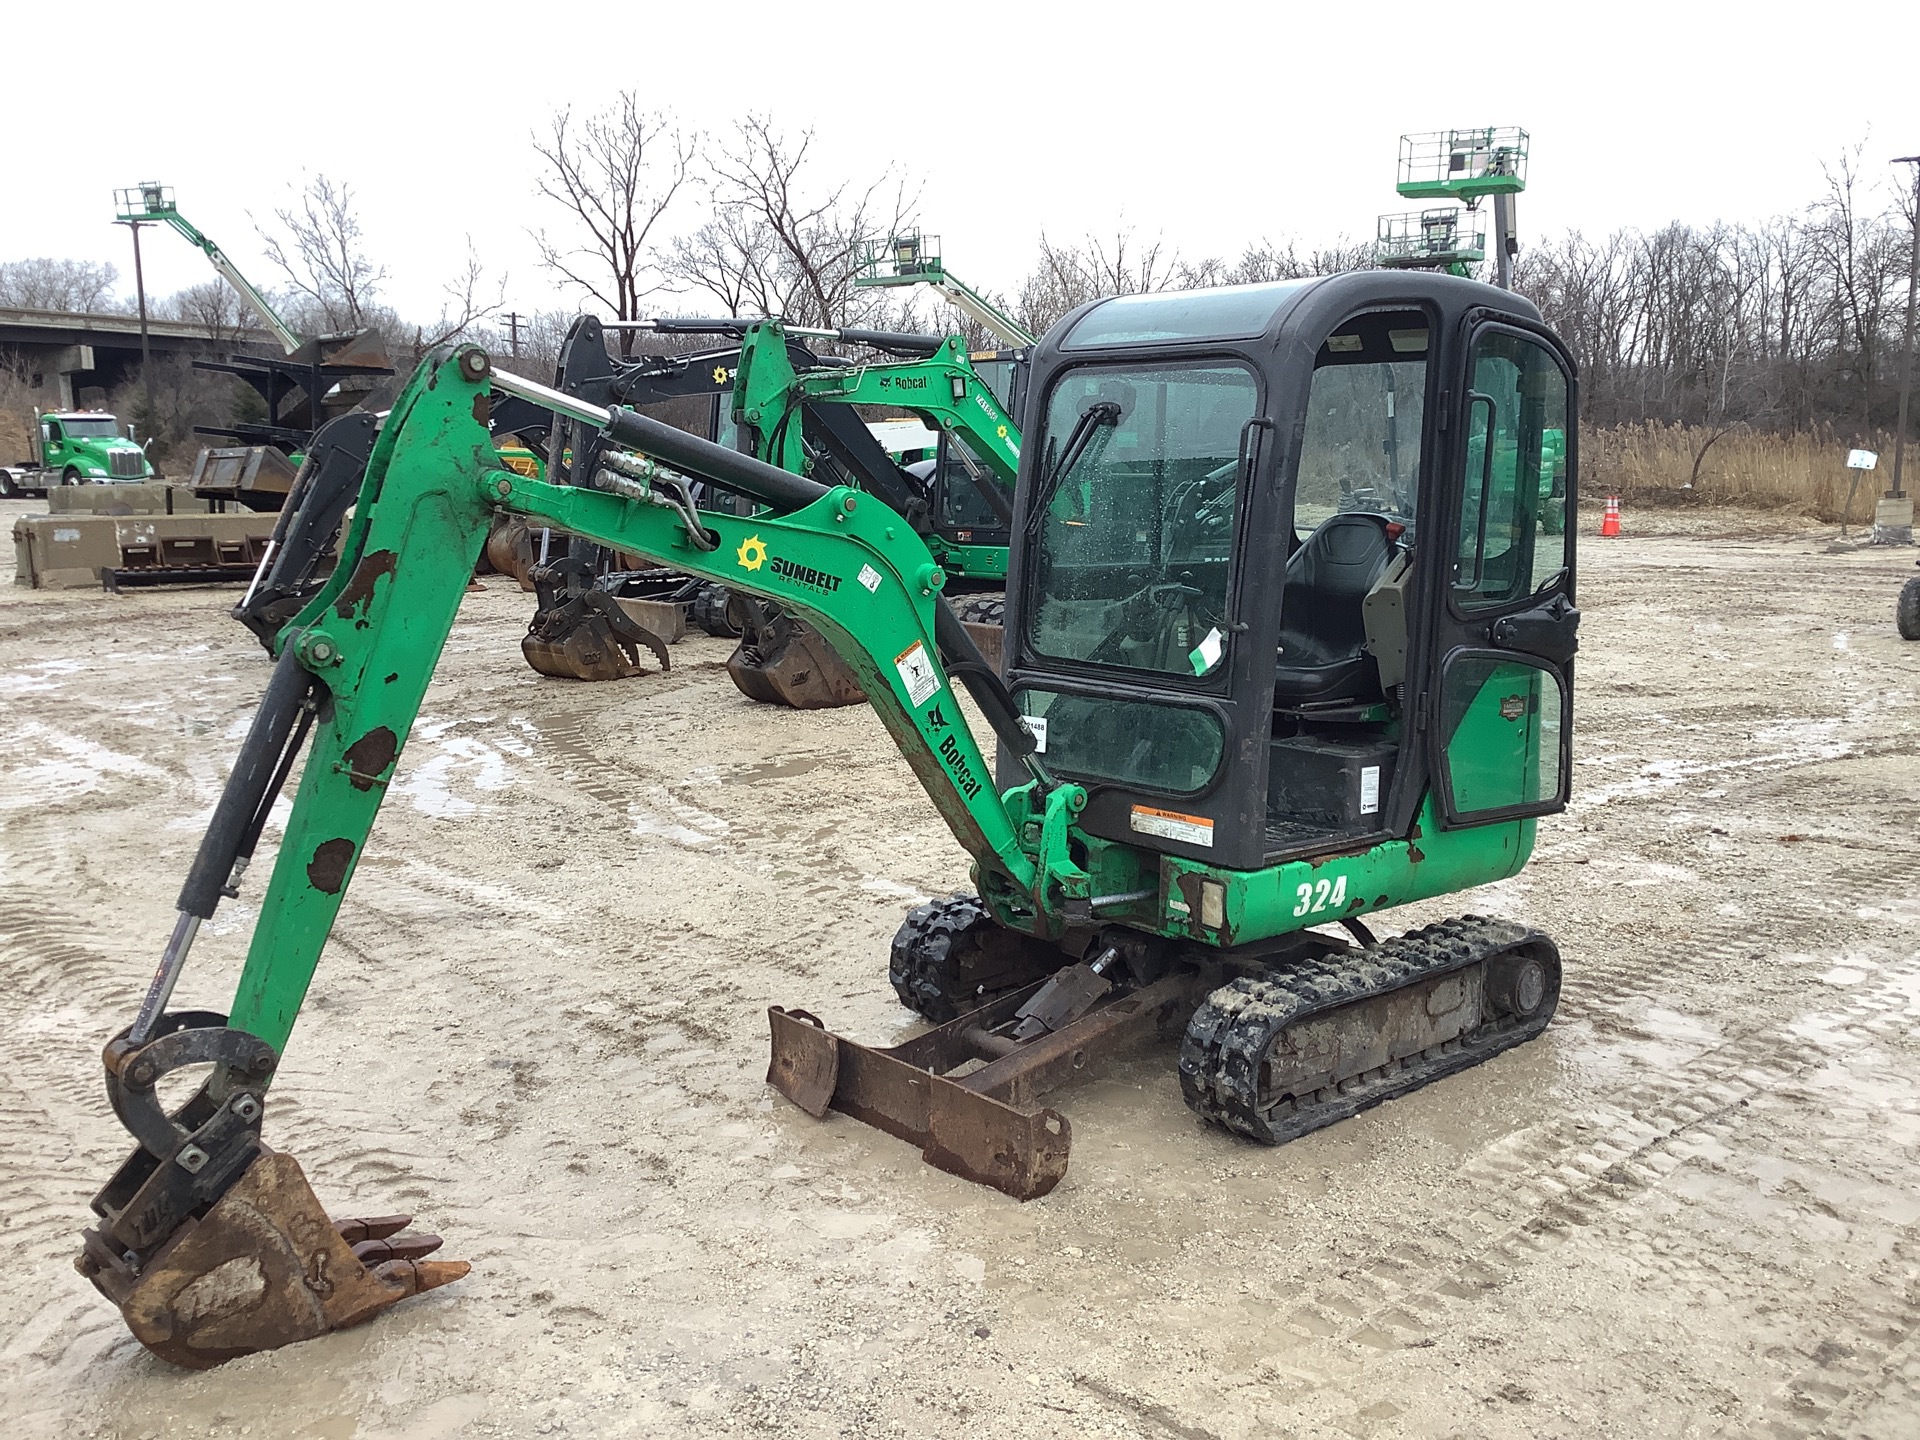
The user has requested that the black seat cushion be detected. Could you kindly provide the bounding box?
[1274,513,1393,704]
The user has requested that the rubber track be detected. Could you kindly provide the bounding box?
[889,894,996,1022]
[1178,915,1558,1144]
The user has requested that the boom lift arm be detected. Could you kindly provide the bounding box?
[114,183,303,354]
[854,233,1039,349]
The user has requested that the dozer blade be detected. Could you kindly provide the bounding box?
[80,1150,467,1370]
[726,608,866,709]
[767,973,1191,1200]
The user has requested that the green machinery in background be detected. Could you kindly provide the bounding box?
[112,183,394,506]
[854,232,1038,348]
[114,182,304,353]
[1375,128,1529,288]
[728,319,1021,582]
[77,269,1580,1370]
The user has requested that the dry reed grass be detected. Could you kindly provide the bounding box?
[1583,423,1899,524]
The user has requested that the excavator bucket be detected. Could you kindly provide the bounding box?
[725,601,867,709]
[522,589,671,681]
[81,1150,467,1370]
[485,515,555,591]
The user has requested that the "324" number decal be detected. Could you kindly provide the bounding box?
[1292,874,1348,918]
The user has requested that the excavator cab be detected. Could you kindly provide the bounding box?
[1002,272,1578,872]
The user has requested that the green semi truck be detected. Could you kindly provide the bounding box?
[1,410,155,497]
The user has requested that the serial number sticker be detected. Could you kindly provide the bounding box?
[894,641,941,707]
[1130,805,1214,848]
[1359,764,1381,815]
[857,563,882,594]
[1020,715,1048,753]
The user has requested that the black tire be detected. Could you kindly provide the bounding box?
[1899,575,1920,642]
[0,471,18,499]
[61,466,82,486]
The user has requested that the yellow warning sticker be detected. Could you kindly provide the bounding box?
[1129,804,1214,848]
[736,534,767,571]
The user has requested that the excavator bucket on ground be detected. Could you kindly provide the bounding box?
[76,1002,466,1370]
[725,600,867,709]
[82,1149,466,1370]
[520,559,672,681]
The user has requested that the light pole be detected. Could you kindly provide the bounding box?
[1891,155,1919,522]
[115,212,155,431]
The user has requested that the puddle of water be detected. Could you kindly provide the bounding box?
[390,735,513,819]
[0,657,86,697]
[629,791,731,846]
[729,756,825,782]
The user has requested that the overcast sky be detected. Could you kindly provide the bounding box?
[7,0,1911,327]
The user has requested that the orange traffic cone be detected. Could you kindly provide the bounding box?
[1599,495,1622,537]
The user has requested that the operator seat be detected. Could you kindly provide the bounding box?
[1273,512,1394,705]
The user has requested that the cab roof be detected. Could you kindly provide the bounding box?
[1051,272,1541,354]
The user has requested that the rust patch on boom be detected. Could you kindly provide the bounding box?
[342,728,399,791]
[306,838,356,895]
[334,550,398,623]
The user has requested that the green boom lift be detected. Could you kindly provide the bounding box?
[1375,127,1528,288]
[77,269,1581,1369]
[853,232,1038,348]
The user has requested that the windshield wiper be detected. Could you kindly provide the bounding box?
[1026,401,1119,532]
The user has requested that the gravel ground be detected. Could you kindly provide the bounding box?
[2,499,1917,1439]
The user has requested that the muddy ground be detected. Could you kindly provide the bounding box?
[2,501,1917,1439]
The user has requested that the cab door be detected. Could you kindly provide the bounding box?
[1427,321,1578,828]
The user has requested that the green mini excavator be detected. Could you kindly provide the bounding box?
[78,271,1579,1368]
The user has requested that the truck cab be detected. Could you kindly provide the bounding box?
[38,412,154,484]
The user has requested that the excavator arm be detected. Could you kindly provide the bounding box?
[78,344,1091,1368]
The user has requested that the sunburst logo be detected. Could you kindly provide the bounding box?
[712,365,732,385]
[736,534,767,571]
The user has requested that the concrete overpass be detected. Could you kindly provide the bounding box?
[0,307,278,408]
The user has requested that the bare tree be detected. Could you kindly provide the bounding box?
[0,257,124,312]
[417,239,507,351]
[533,92,692,337]
[167,279,257,343]
[665,115,916,328]
[259,175,388,331]
[1014,226,1185,335]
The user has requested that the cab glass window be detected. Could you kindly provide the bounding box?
[1026,363,1255,678]
[1016,688,1225,795]
[1455,331,1570,610]
[1295,312,1428,533]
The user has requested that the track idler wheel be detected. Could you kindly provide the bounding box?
[725,600,865,709]
[77,1012,467,1369]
